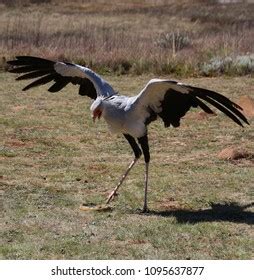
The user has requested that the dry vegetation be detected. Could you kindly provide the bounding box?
[0,0,253,260]
[0,73,253,259]
[0,0,254,75]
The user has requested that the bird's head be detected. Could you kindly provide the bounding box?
[90,98,104,122]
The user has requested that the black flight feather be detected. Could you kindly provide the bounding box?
[22,74,57,91]
[48,78,71,93]
[194,92,249,125]
[191,96,215,114]
[195,95,244,127]
[189,86,242,110]
[155,86,248,128]
[9,65,46,73]
[16,70,52,80]
[15,56,55,67]
[7,56,97,99]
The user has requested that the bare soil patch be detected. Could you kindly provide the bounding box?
[218,146,254,161]
[185,111,216,121]
[236,95,254,118]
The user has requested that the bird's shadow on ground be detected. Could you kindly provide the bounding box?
[138,202,254,225]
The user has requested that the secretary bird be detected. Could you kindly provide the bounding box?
[7,56,249,212]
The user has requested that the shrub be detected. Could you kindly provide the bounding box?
[233,55,254,75]
[201,54,254,76]
[155,31,191,53]
[202,56,233,75]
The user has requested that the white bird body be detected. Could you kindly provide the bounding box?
[90,78,203,138]
[8,56,249,212]
[96,95,146,137]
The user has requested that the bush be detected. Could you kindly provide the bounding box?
[233,55,254,75]
[202,56,233,75]
[155,31,191,53]
[201,54,254,76]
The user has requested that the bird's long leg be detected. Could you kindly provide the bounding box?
[106,158,138,204]
[138,134,150,213]
[106,134,142,204]
[143,162,149,212]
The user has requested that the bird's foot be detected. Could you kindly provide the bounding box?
[138,206,150,214]
[141,200,150,213]
[142,208,149,214]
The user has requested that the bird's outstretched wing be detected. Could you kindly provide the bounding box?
[132,79,249,127]
[7,56,116,99]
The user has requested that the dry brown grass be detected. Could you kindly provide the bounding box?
[0,0,253,75]
[0,72,253,259]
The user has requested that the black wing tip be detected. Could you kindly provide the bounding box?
[232,105,251,126]
[6,56,29,65]
[239,118,250,127]
[193,89,250,127]
[6,60,18,66]
[7,56,56,68]
[48,89,58,93]
[235,104,243,110]
[8,56,97,99]
[243,119,250,126]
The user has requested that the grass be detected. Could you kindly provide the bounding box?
[0,72,253,259]
[0,0,253,75]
